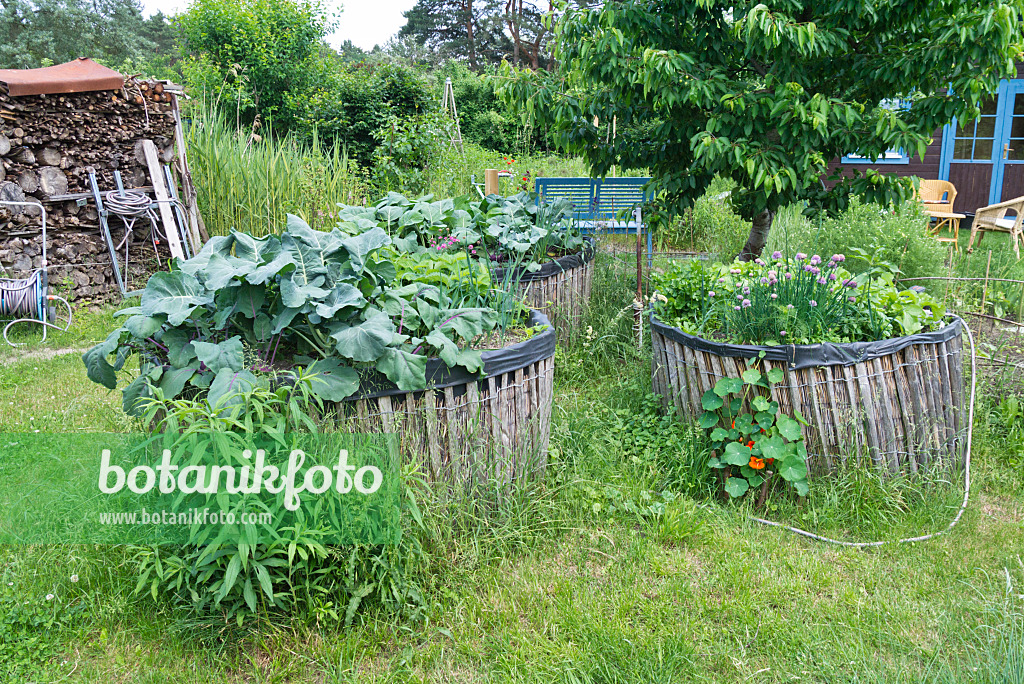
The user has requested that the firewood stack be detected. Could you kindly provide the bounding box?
[0,76,180,302]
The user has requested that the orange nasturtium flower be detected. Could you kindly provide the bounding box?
[749,456,766,470]
[746,440,755,448]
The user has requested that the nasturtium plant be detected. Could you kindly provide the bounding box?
[703,356,810,501]
[83,215,511,414]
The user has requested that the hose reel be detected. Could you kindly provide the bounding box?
[0,200,72,346]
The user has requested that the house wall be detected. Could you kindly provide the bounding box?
[824,62,1024,215]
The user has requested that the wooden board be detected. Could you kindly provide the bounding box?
[141,138,184,259]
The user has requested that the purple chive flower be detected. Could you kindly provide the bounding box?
[743,286,751,294]
[810,300,818,307]
[910,285,925,293]
[719,277,726,283]
[772,251,783,260]
[832,254,845,263]
[755,258,766,266]
[785,272,793,280]
[709,291,716,297]
[810,255,822,265]
[803,265,814,272]
[817,277,827,285]
[730,268,741,275]
[786,304,794,310]
[770,293,778,299]
[737,294,744,300]
[846,281,858,289]
[811,267,821,275]
[780,330,787,337]
[760,277,769,284]
[796,252,807,260]
[742,299,751,308]
[829,273,838,281]
[849,296,857,303]
[734,305,741,311]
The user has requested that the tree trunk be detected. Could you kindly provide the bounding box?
[464,0,477,70]
[737,209,775,262]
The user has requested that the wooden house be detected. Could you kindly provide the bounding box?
[829,66,1024,215]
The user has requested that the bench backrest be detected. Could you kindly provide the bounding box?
[535,177,652,222]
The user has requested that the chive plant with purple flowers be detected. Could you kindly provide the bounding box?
[721,252,858,344]
[653,250,948,345]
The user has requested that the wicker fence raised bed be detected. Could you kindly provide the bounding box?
[650,314,967,474]
[492,238,595,337]
[332,309,556,486]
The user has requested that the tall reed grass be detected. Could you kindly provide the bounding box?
[186,107,373,237]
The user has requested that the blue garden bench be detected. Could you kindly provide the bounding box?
[535,177,654,268]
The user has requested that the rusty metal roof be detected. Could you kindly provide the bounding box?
[0,58,124,97]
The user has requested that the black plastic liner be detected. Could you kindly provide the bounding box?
[350,309,556,400]
[651,313,963,370]
[490,237,596,284]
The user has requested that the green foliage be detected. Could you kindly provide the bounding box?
[767,199,948,281]
[653,251,948,344]
[602,394,715,498]
[178,0,330,130]
[186,106,373,238]
[337,190,585,272]
[498,0,1024,253]
[702,359,810,499]
[439,62,549,153]
[289,62,433,160]
[0,0,176,71]
[372,112,453,195]
[82,216,505,411]
[131,381,427,625]
[0,574,82,680]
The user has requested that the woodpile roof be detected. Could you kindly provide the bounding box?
[0,58,124,97]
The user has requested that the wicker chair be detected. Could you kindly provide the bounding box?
[967,195,1024,259]
[916,179,958,214]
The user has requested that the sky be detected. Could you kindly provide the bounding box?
[140,0,418,51]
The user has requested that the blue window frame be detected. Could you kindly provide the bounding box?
[841,98,912,165]
[841,149,910,165]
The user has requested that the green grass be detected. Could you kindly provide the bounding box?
[0,262,1022,682]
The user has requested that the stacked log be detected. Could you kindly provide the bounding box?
[0,78,178,302]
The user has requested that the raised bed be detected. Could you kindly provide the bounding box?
[650,314,967,474]
[492,238,595,337]
[333,309,556,486]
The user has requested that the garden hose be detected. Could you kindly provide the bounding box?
[2,293,73,347]
[748,320,978,547]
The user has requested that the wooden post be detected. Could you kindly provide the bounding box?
[981,250,992,318]
[484,169,500,196]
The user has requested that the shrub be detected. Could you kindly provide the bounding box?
[767,198,947,280]
[178,0,330,131]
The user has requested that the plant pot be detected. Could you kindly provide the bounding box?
[491,238,595,338]
[650,313,966,474]
[331,309,556,487]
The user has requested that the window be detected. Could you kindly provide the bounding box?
[951,96,999,161]
[841,98,912,164]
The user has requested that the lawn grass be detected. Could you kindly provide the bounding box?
[0,259,1021,683]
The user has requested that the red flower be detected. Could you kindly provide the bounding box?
[746,440,754,448]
